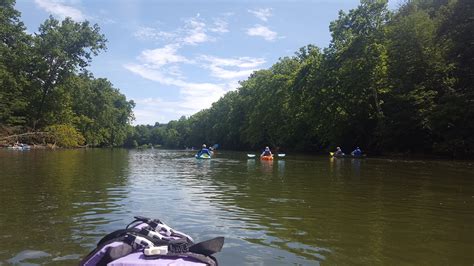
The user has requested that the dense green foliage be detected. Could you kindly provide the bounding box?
[45,124,85,148]
[125,0,473,156]
[0,0,134,147]
[2,0,472,154]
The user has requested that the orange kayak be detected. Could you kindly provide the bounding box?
[261,155,274,160]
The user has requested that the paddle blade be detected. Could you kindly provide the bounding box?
[247,154,256,158]
[189,237,225,256]
[329,152,334,156]
[278,153,286,157]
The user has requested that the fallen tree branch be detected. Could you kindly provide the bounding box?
[0,132,52,140]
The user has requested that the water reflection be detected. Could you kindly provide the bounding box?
[246,159,256,171]
[277,160,286,177]
[260,159,274,174]
[329,156,343,178]
[0,150,473,265]
[7,250,51,265]
[350,158,361,180]
[0,149,130,265]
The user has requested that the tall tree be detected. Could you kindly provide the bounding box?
[383,2,442,152]
[326,0,391,149]
[431,0,474,155]
[68,75,135,146]
[29,16,106,128]
[0,0,31,125]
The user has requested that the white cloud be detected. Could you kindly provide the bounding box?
[166,65,184,78]
[179,83,226,110]
[94,9,116,24]
[210,18,229,33]
[125,44,191,84]
[182,17,212,45]
[139,44,190,67]
[124,64,184,86]
[200,55,265,68]
[127,72,232,124]
[125,62,228,97]
[134,15,230,45]
[34,0,85,21]
[246,25,278,41]
[199,55,265,79]
[134,27,176,41]
[209,68,255,80]
[125,17,261,124]
[132,98,191,124]
[127,47,264,85]
[126,59,246,124]
[131,79,240,124]
[248,8,272,22]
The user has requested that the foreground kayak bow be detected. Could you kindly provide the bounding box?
[80,216,224,266]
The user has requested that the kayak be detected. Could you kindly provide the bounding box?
[261,155,273,160]
[80,216,224,266]
[330,152,365,158]
[195,153,211,159]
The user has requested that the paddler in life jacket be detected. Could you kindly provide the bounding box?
[197,144,212,157]
[260,146,273,158]
[351,147,362,157]
[334,147,344,156]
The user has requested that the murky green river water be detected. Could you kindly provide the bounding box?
[0,149,473,265]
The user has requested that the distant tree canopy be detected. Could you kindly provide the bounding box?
[0,0,134,147]
[2,0,472,155]
[125,0,474,157]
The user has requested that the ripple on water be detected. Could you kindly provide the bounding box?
[7,250,51,265]
[1,150,473,265]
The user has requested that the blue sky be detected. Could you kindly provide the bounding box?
[16,0,403,125]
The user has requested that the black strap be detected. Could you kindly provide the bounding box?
[97,227,172,247]
[130,216,162,229]
[97,229,129,247]
[144,252,218,266]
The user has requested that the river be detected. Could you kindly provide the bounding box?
[0,149,473,265]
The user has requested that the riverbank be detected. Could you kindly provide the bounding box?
[1,143,59,150]
[0,127,56,149]
[1,127,471,159]
[0,125,86,149]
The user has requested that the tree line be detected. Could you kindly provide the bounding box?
[0,0,134,147]
[2,0,472,155]
[125,0,473,157]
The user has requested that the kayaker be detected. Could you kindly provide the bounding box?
[197,144,212,157]
[351,147,362,157]
[260,146,273,157]
[334,147,344,156]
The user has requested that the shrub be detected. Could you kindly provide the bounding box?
[45,124,85,148]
